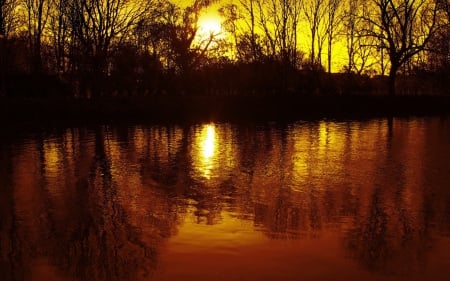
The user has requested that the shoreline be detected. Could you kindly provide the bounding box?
[1,95,449,126]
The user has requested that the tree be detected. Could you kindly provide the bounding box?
[1,0,19,38]
[157,0,218,74]
[23,0,50,72]
[425,0,450,72]
[0,0,5,36]
[48,0,70,74]
[302,0,327,64]
[67,0,155,97]
[238,0,260,62]
[325,0,342,73]
[1,0,19,96]
[232,0,300,66]
[342,0,378,74]
[269,0,301,67]
[365,0,439,95]
[219,3,241,60]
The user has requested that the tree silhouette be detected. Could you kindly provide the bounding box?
[364,0,439,95]
[1,0,450,97]
[71,0,155,96]
[219,4,240,59]
[269,0,301,67]
[238,0,260,62]
[23,0,50,73]
[153,0,218,75]
[325,0,342,73]
[426,0,450,71]
[342,0,378,74]
[1,0,19,38]
[303,0,327,64]
[0,0,5,36]
[48,0,70,75]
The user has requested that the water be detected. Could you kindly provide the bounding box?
[1,117,449,281]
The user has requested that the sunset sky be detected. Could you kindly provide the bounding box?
[177,0,355,73]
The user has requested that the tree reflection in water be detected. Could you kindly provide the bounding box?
[0,118,449,281]
[0,128,180,281]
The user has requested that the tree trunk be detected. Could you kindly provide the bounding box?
[0,35,5,96]
[327,35,332,73]
[311,29,315,63]
[0,8,4,36]
[33,40,42,73]
[388,64,398,96]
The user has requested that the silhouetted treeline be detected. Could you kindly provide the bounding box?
[1,0,450,98]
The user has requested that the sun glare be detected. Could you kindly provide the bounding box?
[199,124,217,179]
[202,125,216,159]
[197,14,223,38]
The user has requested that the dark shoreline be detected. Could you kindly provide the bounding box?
[1,95,449,126]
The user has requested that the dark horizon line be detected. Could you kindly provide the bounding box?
[1,95,449,127]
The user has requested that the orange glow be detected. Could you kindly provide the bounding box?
[190,123,237,185]
[198,14,223,37]
[3,120,450,281]
[43,140,61,178]
[198,124,217,179]
[194,11,226,52]
[202,124,216,159]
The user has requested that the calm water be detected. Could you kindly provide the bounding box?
[1,118,449,281]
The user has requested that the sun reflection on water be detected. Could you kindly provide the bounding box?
[195,124,218,180]
[202,124,216,160]
[191,123,237,185]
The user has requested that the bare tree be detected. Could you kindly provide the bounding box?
[71,0,154,69]
[270,0,301,67]
[157,0,218,73]
[67,0,155,96]
[325,0,342,73]
[238,0,260,61]
[251,0,275,58]
[48,0,69,74]
[343,0,358,72]
[234,0,300,66]
[219,3,240,59]
[425,0,450,72]
[342,0,378,74]
[1,0,19,95]
[23,0,50,72]
[364,0,439,95]
[0,0,5,36]
[1,0,19,38]
[302,0,327,64]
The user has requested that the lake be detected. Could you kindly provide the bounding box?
[1,117,449,281]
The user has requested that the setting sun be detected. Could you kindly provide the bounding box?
[193,11,226,51]
[196,12,225,42]
[198,15,222,35]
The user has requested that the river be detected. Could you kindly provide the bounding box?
[1,117,449,281]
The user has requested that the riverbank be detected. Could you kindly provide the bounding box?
[1,95,449,126]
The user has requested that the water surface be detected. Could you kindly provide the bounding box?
[1,117,449,281]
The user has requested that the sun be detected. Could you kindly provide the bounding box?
[193,10,232,56]
[197,14,223,38]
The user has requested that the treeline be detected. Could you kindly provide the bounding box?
[0,0,450,98]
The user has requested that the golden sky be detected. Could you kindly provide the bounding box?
[175,0,374,73]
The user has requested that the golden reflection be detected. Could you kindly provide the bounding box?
[290,122,347,191]
[202,124,216,160]
[290,125,311,190]
[133,127,146,155]
[191,123,237,185]
[2,120,450,281]
[43,139,60,178]
[196,124,217,180]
